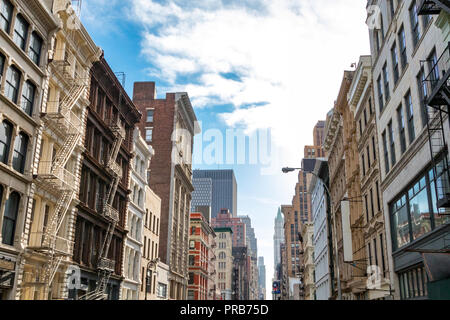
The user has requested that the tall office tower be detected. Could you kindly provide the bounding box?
[191,177,212,218]
[258,257,266,300]
[239,215,258,258]
[192,170,237,218]
[273,207,284,278]
[133,81,198,300]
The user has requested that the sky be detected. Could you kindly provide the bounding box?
[80,0,370,299]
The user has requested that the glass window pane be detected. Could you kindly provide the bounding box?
[0,0,13,33]
[392,204,410,250]
[410,187,432,240]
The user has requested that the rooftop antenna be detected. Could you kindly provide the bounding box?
[114,72,126,88]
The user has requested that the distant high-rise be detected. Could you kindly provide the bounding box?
[273,208,284,277]
[239,215,258,258]
[258,257,266,300]
[192,170,237,218]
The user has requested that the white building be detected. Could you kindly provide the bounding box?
[368,0,450,299]
[273,207,284,278]
[310,159,332,300]
[122,128,154,299]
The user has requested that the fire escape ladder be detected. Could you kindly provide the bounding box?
[81,121,125,300]
[52,134,81,169]
[60,84,85,113]
[418,0,450,15]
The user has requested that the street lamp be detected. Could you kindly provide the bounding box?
[145,258,160,300]
[282,165,342,300]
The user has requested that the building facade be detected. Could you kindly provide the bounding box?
[232,246,249,300]
[140,185,161,300]
[214,227,233,300]
[192,170,237,218]
[351,55,391,299]
[301,222,315,300]
[258,256,266,300]
[367,0,450,299]
[133,81,198,300]
[212,209,246,247]
[17,0,102,300]
[122,129,154,300]
[310,159,333,300]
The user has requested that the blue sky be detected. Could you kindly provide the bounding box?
[81,0,370,298]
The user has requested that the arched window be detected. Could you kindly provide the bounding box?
[5,65,21,103]
[12,132,28,173]
[2,191,20,245]
[21,81,35,116]
[0,120,12,164]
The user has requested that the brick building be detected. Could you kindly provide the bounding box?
[133,81,198,300]
[70,56,141,300]
[212,209,246,247]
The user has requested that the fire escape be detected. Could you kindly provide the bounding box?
[81,116,126,300]
[418,3,450,209]
[28,49,86,298]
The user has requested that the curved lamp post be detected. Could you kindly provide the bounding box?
[145,258,160,300]
[282,165,342,300]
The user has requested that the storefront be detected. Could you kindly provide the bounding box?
[0,254,17,300]
[389,160,450,300]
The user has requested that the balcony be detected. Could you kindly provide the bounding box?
[36,161,78,192]
[97,257,115,272]
[106,118,126,140]
[27,232,74,256]
[42,101,83,136]
[423,44,450,108]
[418,0,450,15]
[106,159,122,177]
[102,203,120,222]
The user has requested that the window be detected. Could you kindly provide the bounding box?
[372,136,377,161]
[383,63,390,102]
[12,132,28,173]
[0,53,5,77]
[21,81,35,116]
[370,188,375,218]
[2,191,20,245]
[380,233,386,276]
[29,32,43,65]
[391,44,399,85]
[417,68,428,128]
[388,121,396,166]
[382,131,389,174]
[376,181,381,212]
[0,120,12,164]
[377,76,384,112]
[365,194,369,223]
[145,128,153,142]
[157,283,167,299]
[428,49,439,89]
[409,1,421,48]
[362,154,366,176]
[13,14,29,50]
[404,91,415,143]
[367,145,371,169]
[397,105,406,154]
[364,108,368,126]
[369,97,373,115]
[5,66,21,103]
[398,26,407,69]
[388,0,395,21]
[189,255,195,266]
[146,110,154,122]
[0,0,13,33]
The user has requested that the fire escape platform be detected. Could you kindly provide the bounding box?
[418,0,450,15]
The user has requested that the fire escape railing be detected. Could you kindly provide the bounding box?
[418,0,450,15]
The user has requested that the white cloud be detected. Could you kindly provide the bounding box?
[130,0,369,167]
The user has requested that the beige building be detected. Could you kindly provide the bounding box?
[139,184,161,300]
[214,227,233,300]
[350,55,391,299]
[0,0,57,300]
[15,0,101,300]
[301,222,314,300]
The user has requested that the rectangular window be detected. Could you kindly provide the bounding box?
[388,121,396,166]
[388,0,395,21]
[370,188,375,218]
[1,191,20,245]
[0,53,5,77]
[0,0,13,33]
[146,110,154,122]
[29,32,43,65]
[391,44,400,85]
[369,97,373,115]
[383,63,390,102]
[383,130,389,174]
[372,136,377,161]
[21,81,35,116]
[404,91,415,143]
[359,119,363,137]
[0,120,12,164]
[365,194,369,224]
[397,105,406,154]
[367,145,371,169]
[13,14,29,50]
[364,108,368,126]
[362,154,366,176]
[377,76,384,112]
[398,26,407,69]
[409,1,421,48]
[428,49,439,89]
[380,233,386,276]
[5,66,21,103]
[145,128,153,142]
[373,238,378,267]
[417,68,428,128]
[376,181,381,212]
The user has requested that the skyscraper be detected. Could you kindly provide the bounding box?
[258,257,266,300]
[239,215,258,258]
[192,170,237,218]
[273,207,284,278]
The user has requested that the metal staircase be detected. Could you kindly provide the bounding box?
[422,44,450,209]
[80,118,125,300]
[418,0,450,15]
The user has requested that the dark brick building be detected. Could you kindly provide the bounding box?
[70,56,141,299]
[133,82,198,300]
